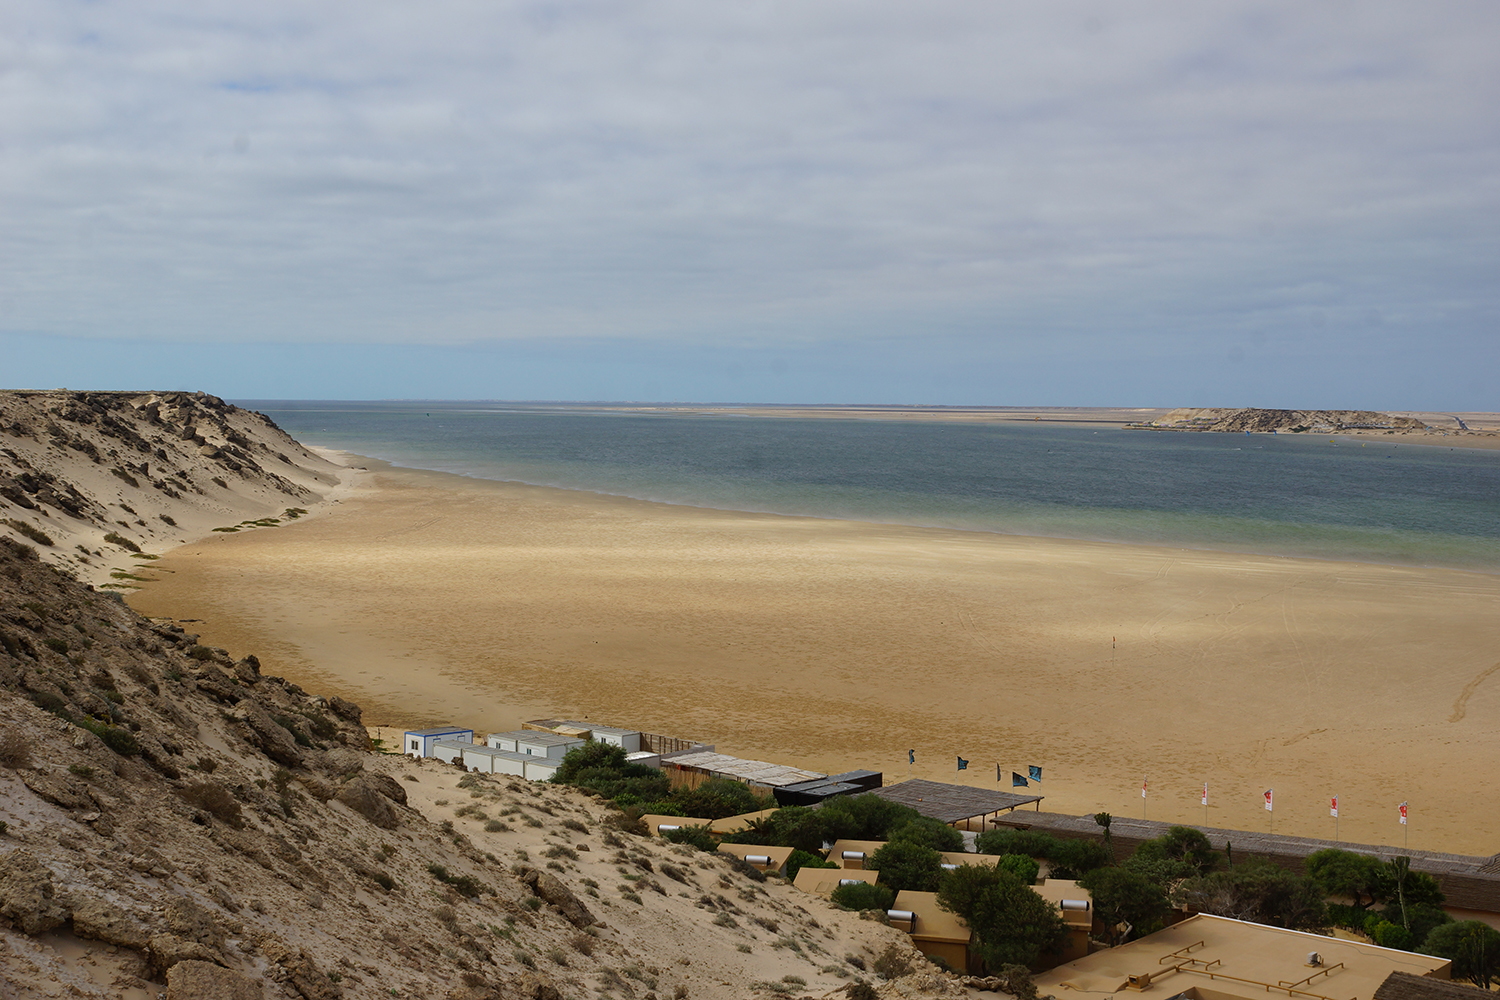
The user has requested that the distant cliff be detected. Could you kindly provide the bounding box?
[1127,408,1429,435]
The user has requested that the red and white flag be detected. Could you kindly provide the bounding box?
[1142,778,1148,799]
[1399,801,1408,825]
[1264,789,1274,812]
[1201,782,1208,806]
[1330,795,1339,818]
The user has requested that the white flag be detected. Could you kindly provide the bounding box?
[1201,782,1208,806]
[1330,795,1338,818]
[1264,789,1273,812]
[1142,778,1148,798]
[1399,801,1408,825]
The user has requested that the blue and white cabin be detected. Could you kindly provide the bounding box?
[404,726,474,758]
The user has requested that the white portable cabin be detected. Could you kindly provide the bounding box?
[462,746,530,777]
[430,739,473,766]
[404,726,474,758]
[625,751,661,769]
[523,757,563,781]
[486,732,520,752]
[514,731,586,759]
[553,721,642,752]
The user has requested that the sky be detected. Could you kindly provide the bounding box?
[2,2,1497,407]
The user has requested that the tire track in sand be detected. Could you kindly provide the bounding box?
[1449,661,1500,722]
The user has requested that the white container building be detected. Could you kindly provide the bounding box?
[523,757,563,781]
[486,732,519,752]
[430,739,472,766]
[625,751,662,769]
[513,731,586,759]
[403,726,474,758]
[462,746,530,776]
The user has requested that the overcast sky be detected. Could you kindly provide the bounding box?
[2,2,1496,406]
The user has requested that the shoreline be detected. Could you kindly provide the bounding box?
[127,453,1500,858]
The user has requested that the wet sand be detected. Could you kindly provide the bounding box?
[128,458,1500,857]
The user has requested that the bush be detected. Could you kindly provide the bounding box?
[974,828,1060,859]
[786,850,837,879]
[830,880,895,912]
[1371,920,1414,950]
[102,532,141,553]
[670,778,771,821]
[660,824,717,852]
[4,520,53,546]
[996,853,1040,885]
[1048,838,1114,879]
[75,717,140,756]
[1422,921,1500,988]
[0,729,32,768]
[940,864,1068,966]
[872,942,915,980]
[888,815,965,853]
[177,781,244,827]
[818,794,924,843]
[868,840,943,893]
[1134,826,1219,875]
[427,862,485,898]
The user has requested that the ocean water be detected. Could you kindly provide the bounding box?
[245,401,1500,573]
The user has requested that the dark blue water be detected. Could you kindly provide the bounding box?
[243,401,1500,572]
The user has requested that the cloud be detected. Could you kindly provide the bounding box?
[0,1,1496,403]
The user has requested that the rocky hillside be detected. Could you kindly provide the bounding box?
[0,390,342,588]
[1129,407,1429,434]
[0,535,958,1000]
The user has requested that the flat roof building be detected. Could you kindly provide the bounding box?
[1034,912,1451,1000]
[717,843,796,875]
[403,727,474,758]
[659,749,824,791]
[869,779,1042,830]
[891,890,973,973]
[641,814,714,838]
[792,867,877,899]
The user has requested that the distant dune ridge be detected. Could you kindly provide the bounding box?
[0,390,341,587]
[1130,407,1431,434]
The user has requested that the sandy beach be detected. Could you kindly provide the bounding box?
[127,456,1500,858]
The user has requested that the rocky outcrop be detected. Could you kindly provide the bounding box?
[237,700,304,768]
[514,865,597,929]
[166,960,264,1000]
[1129,407,1429,434]
[335,774,402,829]
[0,850,69,934]
[71,896,152,949]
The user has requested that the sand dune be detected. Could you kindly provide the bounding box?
[128,455,1500,859]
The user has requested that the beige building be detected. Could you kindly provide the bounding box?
[709,808,779,836]
[1031,878,1096,965]
[1035,913,1451,1000]
[640,814,713,837]
[792,867,877,898]
[891,890,973,973]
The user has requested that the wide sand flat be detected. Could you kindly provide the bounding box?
[129,459,1500,856]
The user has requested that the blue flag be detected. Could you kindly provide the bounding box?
[957,756,968,771]
[1029,765,1043,783]
[1012,771,1029,787]
[908,749,915,765]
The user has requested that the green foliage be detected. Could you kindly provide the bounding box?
[43,637,69,654]
[785,850,837,880]
[552,741,671,802]
[888,815,965,853]
[1377,857,1445,928]
[189,645,216,661]
[102,532,141,553]
[816,794,924,843]
[1173,859,1328,933]
[868,840,944,893]
[660,824,717,852]
[1306,848,1383,909]
[974,828,1060,859]
[4,520,53,546]
[1079,867,1169,946]
[830,880,895,912]
[938,864,1067,967]
[426,862,485,898]
[670,778,771,821]
[75,716,140,756]
[1370,920,1415,950]
[995,854,1040,885]
[1134,826,1219,874]
[1048,838,1115,879]
[1421,921,1500,989]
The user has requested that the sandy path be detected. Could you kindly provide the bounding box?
[128,460,1500,857]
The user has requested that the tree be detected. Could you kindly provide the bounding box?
[1422,921,1500,989]
[1377,857,1445,930]
[889,815,965,853]
[1305,849,1383,909]
[1094,812,1113,854]
[817,794,924,842]
[1174,860,1328,933]
[1134,826,1219,875]
[974,828,1060,859]
[670,778,769,820]
[785,849,837,879]
[868,840,944,893]
[1079,867,1169,946]
[996,854,1040,885]
[938,865,1067,968]
[1049,839,1114,880]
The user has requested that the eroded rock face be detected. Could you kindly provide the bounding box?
[360,771,407,807]
[148,934,227,977]
[335,774,400,829]
[237,700,303,768]
[71,896,152,950]
[165,895,226,951]
[0,850,70,935]
[166,959,264,1000]
[514,865,596,929]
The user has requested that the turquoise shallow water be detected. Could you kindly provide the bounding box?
[245,401,1500,573]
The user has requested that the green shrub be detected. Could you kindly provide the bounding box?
[786,850,837,879]
[189,645,216,661]
[660,824,717,852]
[829,881,895,912]
[868,840,943,893]
[76,717,140,756]
[3,520,53,546]
[1371,920,1414,950]
[1048,838,1114,878]
[177,781,245,827]
[427,862,485,898]
[29,691,70,720]
[888,815,965,853]
[44,638,69,654]
[102,532,141,553]
[996,853,1041,885]
[975,828,1060,859]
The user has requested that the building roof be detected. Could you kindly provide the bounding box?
[792,867,876,898]
[717,844,796,867]
[709,809,780,835]
[1031,878,1094,928]
[432,738,476,749]
[869,779,1043,824]
[512,731,587,747]
[405,726,473,737]
[827,839,886,861]
[938,850,1002,868]
[892,891,971,944]
[641,814,714,837]
[659,750,825,788]
[1034,913,1450,1000]
[1374,972,1493,1000]
[461,746,530,763]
